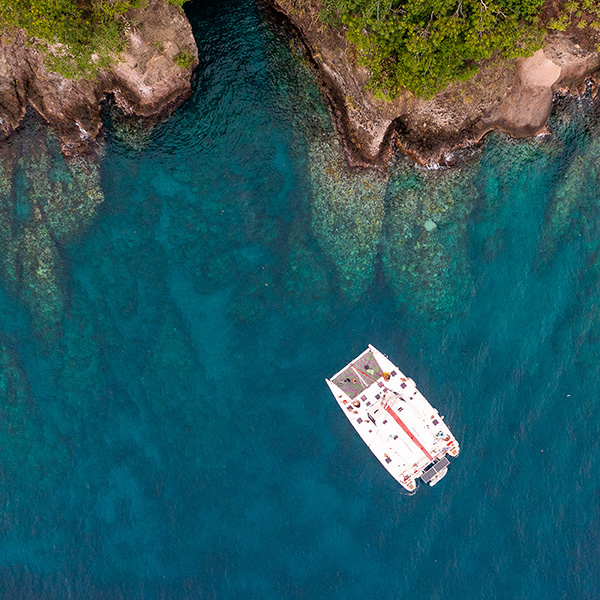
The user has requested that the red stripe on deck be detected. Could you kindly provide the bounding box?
[384,405,433,461]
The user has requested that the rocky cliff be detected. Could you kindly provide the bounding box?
[270,0,600,166]
[0,0,198,155]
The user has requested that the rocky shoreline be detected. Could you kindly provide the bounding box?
[268,0,600,167]
[0,0,198,156]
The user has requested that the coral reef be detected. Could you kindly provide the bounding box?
[306,119,480,318]
[547,144,600,237]
[110,117,157,153]
[382,162,479,318]
[309,137,387,303]
[0,125,104,338]
[0,160,17,292]
[538,97,600,261]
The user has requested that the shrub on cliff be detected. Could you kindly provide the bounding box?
[547,0,600,40]
[0,0,188,79]
[322,0,544,98]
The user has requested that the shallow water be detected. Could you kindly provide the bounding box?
[0,0,599,598]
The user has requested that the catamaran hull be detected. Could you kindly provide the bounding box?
[327,345,460,493]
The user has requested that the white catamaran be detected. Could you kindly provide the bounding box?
[326,345,460,493]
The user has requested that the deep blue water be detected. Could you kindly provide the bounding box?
[0,0,599,598]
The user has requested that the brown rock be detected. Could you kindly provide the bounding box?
[486,39,600,140]
[0,0,198,155]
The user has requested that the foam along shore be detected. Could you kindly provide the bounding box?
[267,0,600,166]
[0,0,198,156]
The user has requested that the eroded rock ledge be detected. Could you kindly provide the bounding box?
[0,0,198,155]
[269,0,600,166]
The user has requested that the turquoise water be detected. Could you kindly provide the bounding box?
[0,0,599,598]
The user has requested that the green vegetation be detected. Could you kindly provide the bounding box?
[0,0,188,79]
[321,0,545,98]
[0,0,140,78]
[174,48,194,68]
[548,0,600,32]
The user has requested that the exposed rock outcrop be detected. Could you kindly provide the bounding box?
[269,0,600,166]
[0,0,198,155]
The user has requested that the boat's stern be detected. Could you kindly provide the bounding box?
[420,456,450,487]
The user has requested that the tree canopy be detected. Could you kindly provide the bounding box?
[321,0,545,98]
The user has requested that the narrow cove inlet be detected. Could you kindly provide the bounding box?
[0,0,599,599]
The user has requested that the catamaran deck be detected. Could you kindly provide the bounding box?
[327,345,459,492]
